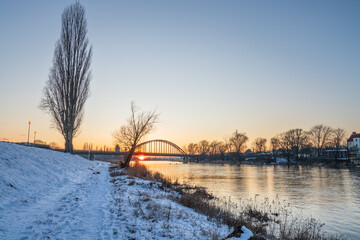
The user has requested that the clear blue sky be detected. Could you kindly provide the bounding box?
[0,0,359,149]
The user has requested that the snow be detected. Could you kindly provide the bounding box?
[0,142,111,239]
[110,172,232,239]
[276,157,287,163]
[0,142,253,239]
[238,226,253,240]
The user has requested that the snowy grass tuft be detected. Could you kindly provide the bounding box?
[110,163,232,239]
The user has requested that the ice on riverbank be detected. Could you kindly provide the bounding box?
[0,142,253,239]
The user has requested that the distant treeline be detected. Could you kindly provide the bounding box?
[184,124,348,162]
[82,142,117,152]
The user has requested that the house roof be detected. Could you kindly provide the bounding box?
[347,132,360,142]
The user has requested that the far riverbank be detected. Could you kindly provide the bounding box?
[188,157,356,168]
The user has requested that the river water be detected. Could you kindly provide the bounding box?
[140,161,360,239]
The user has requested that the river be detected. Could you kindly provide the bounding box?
[140,161,360,239]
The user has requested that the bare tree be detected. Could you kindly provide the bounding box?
[330,128,346,160]
[230,130,248,154]
[34,139,47,145]
[224,136,234,152]
[292,128,308,159]
[198,140,210,155]
[182,145,188,154]
[209,140,220,156]
[217,141,228,159]
[187,143,199,155]
[112,102,159,168]
[331,128,346,148]
[115,144,120,152]
[308,124,333,157]
[270,137,280,160]
[278,131,295,162]
[83,142,93,150]
[277,129,308,162]
[49,142,60,149]
[252,137,267,153]
[40,2,92,153]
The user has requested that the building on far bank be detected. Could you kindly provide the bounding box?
[347,132,360,165]
[348,132,360,149]
[324,147,348,160]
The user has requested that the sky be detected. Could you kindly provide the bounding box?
[0,0,359,150]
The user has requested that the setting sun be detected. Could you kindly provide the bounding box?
[138,155,146,161]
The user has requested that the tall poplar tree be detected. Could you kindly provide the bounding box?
[40,2,92,153]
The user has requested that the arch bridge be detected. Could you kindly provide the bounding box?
[134,139,186,157]
[74,139,190,161]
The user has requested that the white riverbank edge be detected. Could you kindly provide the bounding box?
[0,142,253,239]
[111,168,254,239]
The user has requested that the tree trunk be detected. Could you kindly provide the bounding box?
[64,132,74,153]
[65,140,70,153]
[334,146,339,161]
[294,147,299,161]
[121,147,135,168]
[285,151,291,163]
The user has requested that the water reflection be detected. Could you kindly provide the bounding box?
[140,161,360,239]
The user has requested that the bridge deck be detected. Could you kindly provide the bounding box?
[72,150,195,158]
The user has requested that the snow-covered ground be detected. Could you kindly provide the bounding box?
[0,142,112,239]
[110,171,232,239]
[0,142,252,239]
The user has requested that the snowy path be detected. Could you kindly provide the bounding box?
[21,162,111,239]
[1,159,113,239]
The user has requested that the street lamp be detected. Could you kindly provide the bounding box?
[34,131,37,144]
[27,121,31,145]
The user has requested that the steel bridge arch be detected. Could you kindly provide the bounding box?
[135,139,186,155]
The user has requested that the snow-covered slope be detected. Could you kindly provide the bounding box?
[0,142,111,239]
[0,142,100,207]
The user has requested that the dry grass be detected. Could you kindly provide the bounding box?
[111,162,347,240]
